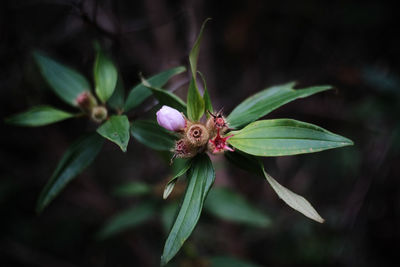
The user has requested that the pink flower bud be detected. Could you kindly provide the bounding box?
[156,105,186,131]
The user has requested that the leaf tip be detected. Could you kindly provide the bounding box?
[160,256,168,266]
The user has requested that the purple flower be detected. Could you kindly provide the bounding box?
[156,105,186,131]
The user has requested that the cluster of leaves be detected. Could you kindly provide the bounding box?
[6,44,186,213]
[144,20,353,265]
[5,19,353,266]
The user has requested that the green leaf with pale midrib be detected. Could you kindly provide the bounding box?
[228,119,353,157]
[130,120,177,151]
[33,51,90,106]
[97,115,130,152]
[204,187,271,227]
[161,153,215,266]
[36,133,104,213]
[227,82,332,128]
[124,66,186,112]
[5,106,75,127]
[94,48,118,103]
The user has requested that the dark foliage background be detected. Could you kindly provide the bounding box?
[1,0,399,266]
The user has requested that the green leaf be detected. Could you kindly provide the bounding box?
[187,78,205,121]
[113,181,152,197]
[228,119,353,157]
[94,48,118,103]
[186,19,210,122]
[189,18,211,77]
[161,201,179,232]
[5,106,75,127]
[210,256,262,267]
[131,120,177,151]
[204,187,271,227]
[36,134,104,213]
[163,159,192,199]
[227,82,332,129]
[141,78,187,113]
[124,66,186,112]
[33,51,91,106]
[97,115,130,152]
[198,71,213,117]
[261,165,324,223]
[107,75,125,111]
[161,153,215,266]
[96,201,157,240]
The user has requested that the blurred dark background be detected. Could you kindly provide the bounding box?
[1,0,399,266]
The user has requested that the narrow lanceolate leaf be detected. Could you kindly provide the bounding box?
[161,153,215,266]
[5,106,75,127]
[189,18,211,77]
[163,159,192,199]
[186,19,210,121]
[161,201,179,232]
[228,119,353,157]
[97,115,130,152]
[227,82,332,129]
[107,75,125,112]
[204,187,271,227]
[198,71,213,117]
[141,78,186,113]
[36,134,104,213]
[33,51,90,106]
[261,165,324,223]
[96,201,157,240]
[131,120,177,151]
[94,49,118,103]
[124,66,186,112]
[187,78,205,121]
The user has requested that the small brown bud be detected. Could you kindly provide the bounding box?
[91,106,108,123]
[186,123,209,146]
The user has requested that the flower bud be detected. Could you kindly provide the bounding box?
[91,106,108,123]
[186,123,209,146]
[156,105,186,132]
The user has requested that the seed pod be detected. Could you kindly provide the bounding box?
[173,139,197,159]
[206,110,229,135]
[186,123,209,146]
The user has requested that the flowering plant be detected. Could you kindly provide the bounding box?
[5,20,353,266]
